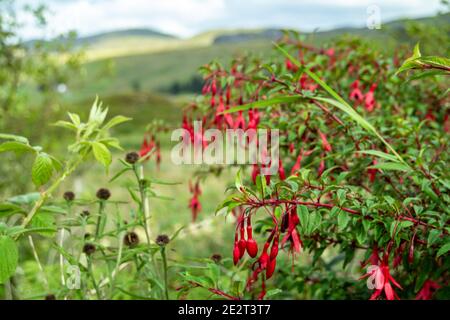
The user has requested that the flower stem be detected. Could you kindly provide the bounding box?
[160,247,169,300]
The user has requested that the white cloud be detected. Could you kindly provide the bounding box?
[16,0,444,39]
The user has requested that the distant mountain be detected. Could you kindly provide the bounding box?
[74,28,177,46]
[212,13,450,44]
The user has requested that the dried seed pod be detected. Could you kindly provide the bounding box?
[156,234,170,246]
[123,231,140,247]
[96,188,111,200]
[83,243,96,256]
[125,152,140,164]
[63,191,75,202]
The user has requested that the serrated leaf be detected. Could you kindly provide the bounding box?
[30,213,56,237]
[32,152,54,187]
[0,236,19,284]
[91,142,112,169]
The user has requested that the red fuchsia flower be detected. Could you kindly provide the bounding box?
[281,207,302,255]
[188,181,202,222]
[416,280,441,300]
[318,130,332,153]
[285,58,298,72]
[444,114,450,133]
[425,109,436,121]
[234,111,246,130]
[349,80,364,102]
[225,85,231,105]
[214,95,225,127]
[251,164,260,184]
[291,153,302,175]
[139,134,155,160]
[364,83,377,112]
[278,159,286,181]
[360,256,402,300]
[201,82,211,95]
[289,142,295,154]
[318,156,326,177]
[211,78,217,96]
[246,216,258,258]
[368,159,378,183]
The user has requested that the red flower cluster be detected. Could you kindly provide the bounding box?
[349,80,378,112]
[139,133,161,168]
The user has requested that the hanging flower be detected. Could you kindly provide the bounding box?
[139,134,155,160]
[415,280,441,300]
[364,83,377,112]
[360,259,402,300]
[349,80,364,102]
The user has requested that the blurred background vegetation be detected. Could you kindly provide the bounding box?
[0,0,449,298]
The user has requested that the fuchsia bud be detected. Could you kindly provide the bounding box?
[246,217,258,258]
[318,157,326,177]
[226,85,231,105]
[278,159,286,181]
[266,258,276,279]
[318,130,332,153]
[291,154,302,175]
[211,78,217,96]
[251,164,260,184]
[233,241,240,265]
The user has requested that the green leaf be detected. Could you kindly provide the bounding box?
[223,95,303,114]
[357,150,400,163]
[436,243,450,258]
[30,213,56,237]
[0,141,34,154]
[298,205,309,233]
[0,203,25,218]
[338,211,350,231]
[0,133,29,144]
[91,142,112,169]
[235,168,244,193]
[427,230,441,248]
[32,152,54,187]
[102,115,132,130]
[0,236,19,284]
[369,162,410,172]
[53,120,77,131]
[418,56,450,70]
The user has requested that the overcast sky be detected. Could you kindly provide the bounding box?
[15,0,445,39]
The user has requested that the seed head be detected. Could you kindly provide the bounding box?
[156,234,170,246]
[81,210,90,217]
[83,243,96,256]
[45,294,56,300]
[123,232,140,247]
[211,253,222,263]
[63,191,75,202]
[125,152,140,164]
[96,188,111,200]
